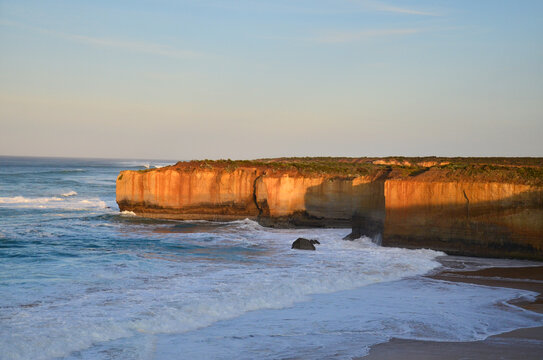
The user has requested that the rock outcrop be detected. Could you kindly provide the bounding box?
[383,179,542,259]
[291,238,318,250]
[117,158,543,260]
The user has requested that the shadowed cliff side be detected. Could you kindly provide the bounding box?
[256,174,386,230]
[116,157,543,260]
[382,180,543,260]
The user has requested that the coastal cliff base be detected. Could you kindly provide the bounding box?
[116,157,543,260]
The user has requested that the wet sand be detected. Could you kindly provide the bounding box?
[359,264,543,359]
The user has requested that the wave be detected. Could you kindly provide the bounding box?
[2,223,543,360]
[77,199,108,209]
[114,160,174,169]
[61,191,78,197]
[120,210,137,217]
[0,169,87,177]
[0,195,107,210]
[2,229,445,359]
[0,196,63,204]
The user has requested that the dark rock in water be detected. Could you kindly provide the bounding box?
[310,239,320,245]
[343,229,361,240]
[344,212,363,240]
[292,238,316,250]
[343,212,384,241]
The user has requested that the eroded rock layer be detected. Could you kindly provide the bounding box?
[116,158,543,260]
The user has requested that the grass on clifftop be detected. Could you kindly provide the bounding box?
[176,158,383,177]
[436,163,543,185]
[135,157,543,185]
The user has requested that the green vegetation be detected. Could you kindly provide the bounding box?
[136,168,155,173]
[407,167,430,177]
[182,158,384,176]
[133,157,543,185]
[437,163,543,185]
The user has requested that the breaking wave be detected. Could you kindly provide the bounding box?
[0,195,107,210]
[114,160,174,169]
[61,191,78,197]
[2,219,542,360]
[0,196,63,204]
[1,225,446,359]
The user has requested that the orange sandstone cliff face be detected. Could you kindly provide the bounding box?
[255,174,384,230]
[383,180,543,259]
[116,167,384,229]
[116,168,263,220]
[116,159,543,260]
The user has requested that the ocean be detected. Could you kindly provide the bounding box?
[0,156,541,360]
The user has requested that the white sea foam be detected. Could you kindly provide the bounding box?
[0,196,63,204]
[115,160,173,169]
[61,190,78,197]
[149,279,542,360]
[121,210,137,216]
[3,220,542,360]
[0,226,436,358]
[0,195,107,210]
[149,162,173,169]
[77,199,108,209]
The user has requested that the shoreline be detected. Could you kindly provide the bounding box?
[359,261,543,359]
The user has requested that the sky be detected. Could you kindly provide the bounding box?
[0,0,542,160]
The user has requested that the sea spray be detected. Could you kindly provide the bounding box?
[1,223,443,359]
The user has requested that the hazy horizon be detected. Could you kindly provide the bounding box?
[1,0,542,159]
[1,154,543,163]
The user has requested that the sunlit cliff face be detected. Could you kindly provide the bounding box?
[116,167,382,221]
[116,163,543,260]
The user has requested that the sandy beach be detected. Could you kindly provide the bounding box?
[360,263,543,359]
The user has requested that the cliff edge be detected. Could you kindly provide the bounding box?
[116,157,543,260]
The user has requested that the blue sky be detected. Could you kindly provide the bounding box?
[1,0,542,159]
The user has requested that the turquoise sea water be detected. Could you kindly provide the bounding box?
[1,156,541,359]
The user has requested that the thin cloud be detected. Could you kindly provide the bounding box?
[186,1,439,17]
[353,1,439,16]
[58,33,202,59]
[0,20,202,59]
[315,28,421,43]
[376,5,437,16]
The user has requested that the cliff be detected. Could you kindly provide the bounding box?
[116,158,543,260]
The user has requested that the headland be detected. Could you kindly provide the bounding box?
[116,157,543,260]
